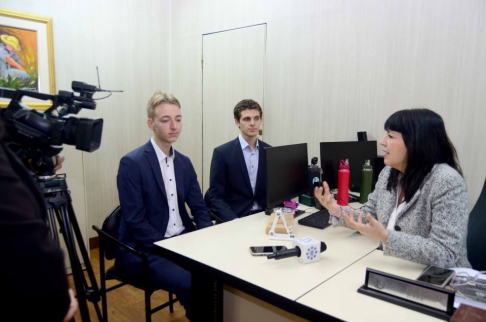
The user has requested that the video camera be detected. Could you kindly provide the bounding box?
[0,81,103,175]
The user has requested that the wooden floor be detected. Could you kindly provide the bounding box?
[68,248,189,322]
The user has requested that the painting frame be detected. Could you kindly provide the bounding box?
[0,8,55,110]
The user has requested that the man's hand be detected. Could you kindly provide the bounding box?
[62,288,78,322]
[53,155,65,172]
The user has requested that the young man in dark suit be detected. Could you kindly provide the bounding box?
[116,91,212,320]
[206,99,271,221]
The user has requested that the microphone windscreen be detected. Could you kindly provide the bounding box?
[320,241,327,252]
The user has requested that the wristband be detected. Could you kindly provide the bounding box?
[329,206,342,217]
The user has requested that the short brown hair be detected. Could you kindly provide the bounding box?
[233,99,262,121]
[146,91,181,119]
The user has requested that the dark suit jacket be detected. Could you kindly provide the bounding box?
[0,123,70,321]
[116,140,212,275]
[206,137,271,221]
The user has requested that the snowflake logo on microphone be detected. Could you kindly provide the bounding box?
[306,246,318,260]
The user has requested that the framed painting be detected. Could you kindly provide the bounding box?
[0,8,55,109]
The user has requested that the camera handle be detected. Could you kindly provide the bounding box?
[37,174,102,322]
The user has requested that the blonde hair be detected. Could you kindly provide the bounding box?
[146,91,181,119]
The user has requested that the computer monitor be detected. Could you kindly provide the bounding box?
[265,143,309,208]
[320,141,379,192]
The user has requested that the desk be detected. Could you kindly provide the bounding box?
[154,209,378,320]
[153,209,438,321]
[295,250,439,321]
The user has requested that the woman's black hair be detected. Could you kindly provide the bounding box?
[384,108,462,202]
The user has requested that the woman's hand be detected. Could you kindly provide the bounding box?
[342,209,388,243]
[314,181,340,214]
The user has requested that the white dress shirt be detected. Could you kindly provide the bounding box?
[386,187,407,232]
[150,138,185,237]
[238,134,261,211]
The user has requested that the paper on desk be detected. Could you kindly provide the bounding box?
[449,267,486,310]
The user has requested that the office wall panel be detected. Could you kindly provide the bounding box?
[171,0,486,209]
[202,25,266,192]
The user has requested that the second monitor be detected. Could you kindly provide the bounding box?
[320,141,379,192]
[265,143,309,209]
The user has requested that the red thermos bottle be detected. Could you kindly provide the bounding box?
[337,159,350,206]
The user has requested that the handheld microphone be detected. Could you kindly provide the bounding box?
[267,237,327,264]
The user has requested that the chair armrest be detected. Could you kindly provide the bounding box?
[92,225,149,265]
[210,211,225,224]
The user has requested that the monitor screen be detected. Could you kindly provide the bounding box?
[320,141,379,192]
[265,143,309,208]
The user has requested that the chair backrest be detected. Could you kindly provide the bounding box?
[102,206,122,260]
[467,178,486,270]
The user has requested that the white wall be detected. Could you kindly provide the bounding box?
[171,0,486,210]
[1,0,172,238]
[2,0,485,244]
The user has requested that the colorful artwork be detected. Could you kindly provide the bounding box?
[0,9,55,109]
[0,26,38,91]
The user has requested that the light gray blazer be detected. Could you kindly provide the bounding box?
[334,164,471,268]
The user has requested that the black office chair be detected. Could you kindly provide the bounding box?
[204,190,226,224]
[92,206,178,322]
[467,178,486,271]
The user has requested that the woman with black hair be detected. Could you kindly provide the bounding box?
[315,108,470,268]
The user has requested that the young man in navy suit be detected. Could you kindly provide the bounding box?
[116,91,212,320]
[206,99,271,221]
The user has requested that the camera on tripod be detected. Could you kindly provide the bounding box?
[0,80,117,321]
[0,81,103,175]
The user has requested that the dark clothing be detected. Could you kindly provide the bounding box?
[0,122,70,321]
[206,137,271,221]
[116,140,212,318]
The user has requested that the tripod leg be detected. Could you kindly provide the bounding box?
[47,208,60,243]
[66,202,103,320]
[40,175,102,321]
[98,244,108,322]
[56,207,92,321]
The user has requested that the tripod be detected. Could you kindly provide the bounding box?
[37,174,102,321]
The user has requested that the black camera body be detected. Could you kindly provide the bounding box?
[0,81,104,175]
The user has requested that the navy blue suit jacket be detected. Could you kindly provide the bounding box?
[206,137,271,221]
[116,140,212,274]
